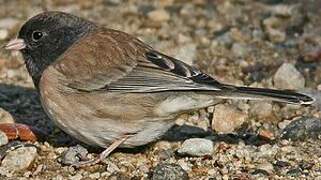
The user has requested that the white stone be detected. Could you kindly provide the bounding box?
[0,29,8,40]
[0,131,8,146]
[273,63,305,90]
[177,138,213,156]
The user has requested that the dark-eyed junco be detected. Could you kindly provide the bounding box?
[5,11,314,166]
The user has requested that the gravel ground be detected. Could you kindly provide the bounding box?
[0,0,321,179]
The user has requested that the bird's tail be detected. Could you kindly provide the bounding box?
[214,86,315,105]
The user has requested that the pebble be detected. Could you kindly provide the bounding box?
[259,129,275,140]
[0,108,15,124]
[0,130,8,146]
[273,63,305,90]
[60,144,88,165]
[32,164,44,176]
[256,162,274,175]
[88,172,100,179]
[0,18,20,30]
[6,69,18,79]
[263,16,286,43]
[252,28,264,41]
[177,138,213,156]
[0,29,8,40]
[269,4,297,17]
[281,117,321,140]
[154,140,172,150]
[287,167,302,177]
[105,160,120,174]
[69,174,83,180]
[174,43,197,65]
[179,4,194,17]
[213,32,233,48]
[158,149,174,160]
[105,0,122,6]
[250,102,273,120]
[304,48,321,62]
[267,28,286,43]
[177,159,191,172]
[274,160,291,168]
[0,167,12,177]
[278,120,291,129]
[177,34,192,44]
[212,104,247,133]
[231,43,249,57]
[53,175,64,180]
[152,163,188,180]
[158,0,174,7]
[107,172,131,179]
[0,146,37,172]
[23,171,32,178]
[147,9,170,22]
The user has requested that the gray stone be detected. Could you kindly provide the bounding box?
[177,138,213,156]
[273,63,305,90]
[60,144,88,165]
[152,163,188,180]
[281,117,321,140]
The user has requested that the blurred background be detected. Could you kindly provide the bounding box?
[0,0,320,179]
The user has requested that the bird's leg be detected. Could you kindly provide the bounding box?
[71,135,132,167]
[0,123,38,142]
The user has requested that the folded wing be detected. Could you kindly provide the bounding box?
[52,28,230,93]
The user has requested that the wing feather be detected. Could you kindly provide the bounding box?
[52,28,229,93]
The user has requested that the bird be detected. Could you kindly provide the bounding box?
[4,11,314,167]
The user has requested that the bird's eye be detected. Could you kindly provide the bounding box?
[32,31,44,41]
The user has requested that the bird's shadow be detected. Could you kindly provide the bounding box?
[0,83,271,152]
[0,83,77,147]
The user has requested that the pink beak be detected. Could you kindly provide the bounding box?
[4,38,26,51]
